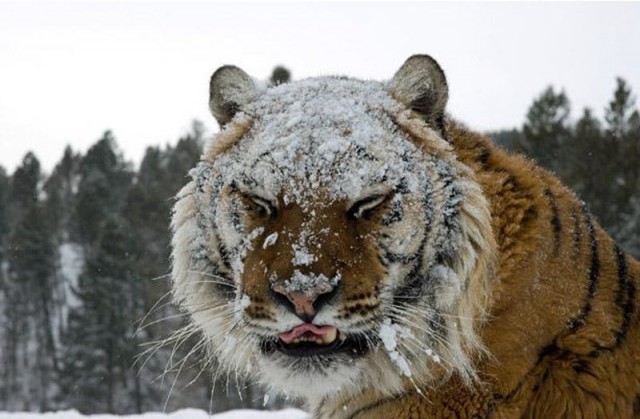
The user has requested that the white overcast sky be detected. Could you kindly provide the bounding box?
[1,1,639,173]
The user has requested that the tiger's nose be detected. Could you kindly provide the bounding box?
[271,280,336,322]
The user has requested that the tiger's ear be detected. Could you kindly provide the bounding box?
[209,65,257,126]
[388,54,449,133]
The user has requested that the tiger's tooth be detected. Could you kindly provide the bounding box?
[323,328,338,344]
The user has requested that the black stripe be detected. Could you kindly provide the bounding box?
[585,206,600,299]
[195,258,235,298]
[383,251,418,265]
[567,205,600,331]
[392,262,426,302]
[382,198,404,226]
[208,174,234,271]
[216,241,233,272]
[195,213,233,273]
[229,201,242,232]
[570,206,582,257]
[502,173,521,192]
[519,205,539,232]
[564,207,599,332]
[436,162,463,260]
[614,244,635,346]
[476,146,492,167]
[377,254,389,268]
[544,188,562,254]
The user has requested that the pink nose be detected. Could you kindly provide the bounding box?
[271,282,334,321]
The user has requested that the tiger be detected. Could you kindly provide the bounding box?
[170,54,640,418]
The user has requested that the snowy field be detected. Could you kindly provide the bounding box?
[0,409,308,419]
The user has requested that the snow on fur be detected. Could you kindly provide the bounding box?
[281,270,341,295]
[379,318,413,377]
[195,77,464,296]
[202,78,426,206]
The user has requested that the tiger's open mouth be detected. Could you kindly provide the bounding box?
[260,323,371,357]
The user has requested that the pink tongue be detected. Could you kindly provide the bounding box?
[279,324,335,343]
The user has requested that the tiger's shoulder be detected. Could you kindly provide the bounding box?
[385,120,640,418]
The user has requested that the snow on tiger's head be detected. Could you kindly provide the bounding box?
[170,55,496,401]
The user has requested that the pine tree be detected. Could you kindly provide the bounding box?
[9,153,40,212]
[166,121,204,192]
[120,146,168,412]
[3,154,42,410]
[61,216,140,413]
[567,108,607,208]
[74,131,133,248]
[8,205,59,410]
[518,87,571,174]
[44,146,81,242]
[59,132,137,412]
[602,79,640,257]
[605,78,637,140]
[40,146,84,408]
[2,153,59,411]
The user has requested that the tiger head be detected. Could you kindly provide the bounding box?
[171,55,496,402]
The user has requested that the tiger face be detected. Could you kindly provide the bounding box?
[171,56,496,401]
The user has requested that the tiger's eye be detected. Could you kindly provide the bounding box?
[348,194,390,220]
[247,194,277,219]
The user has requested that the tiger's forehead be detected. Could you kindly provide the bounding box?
[207,77,435,205]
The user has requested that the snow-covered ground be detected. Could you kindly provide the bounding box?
[0,409,308,419]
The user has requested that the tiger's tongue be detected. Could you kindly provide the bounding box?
[279,324,338,345]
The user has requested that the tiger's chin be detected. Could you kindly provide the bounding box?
[254,330,373,398]
[257,356,363,399]
[255,343,412,403]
